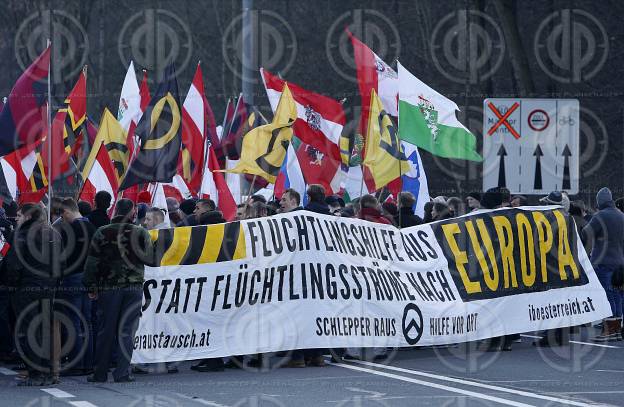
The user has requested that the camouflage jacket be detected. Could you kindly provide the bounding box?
[82,216,154,291]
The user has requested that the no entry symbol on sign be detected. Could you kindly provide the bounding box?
[487,102,520,139]
[528,109,550,131]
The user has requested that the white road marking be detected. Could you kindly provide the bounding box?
[520,334,542,339]
[173,392,231,407]
[557,391,624,395]
[329,362,536,407]
[345,387,385,397]
[570,340,620,349]
[486,380,560,383]
[520,334,621,349]
[595,369,624,373]
[41,388,75,398]
[0,367,17,375]
[350,360,608,407]
[68,402,98,407]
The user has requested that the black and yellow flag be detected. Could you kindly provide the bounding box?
[120,64,182,190]
[224,84,296,183]
[83,108,129,183]
[363,89,410,189]
[29,149,48,192]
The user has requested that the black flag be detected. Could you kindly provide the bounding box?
[119,64,182,190]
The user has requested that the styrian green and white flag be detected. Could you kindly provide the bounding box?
[398,62,482,161]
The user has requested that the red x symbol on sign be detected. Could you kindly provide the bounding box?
[487,102,520,139]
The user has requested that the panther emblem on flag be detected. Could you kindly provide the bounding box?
[417,95,439,142]
[305,105,322,131]
[305,145,324,166]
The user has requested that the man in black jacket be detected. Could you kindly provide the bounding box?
[279,188,302,213]
[177,199,216,227]
[6,203,62,386]
[304,184,330,215]
[56,198,96,375]
[395,192,423,228]
[85,191,111,229]
[83,199,153,383]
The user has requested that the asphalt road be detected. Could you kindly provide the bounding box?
[1,327,623,407]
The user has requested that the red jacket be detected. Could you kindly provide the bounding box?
[359,207,393,225]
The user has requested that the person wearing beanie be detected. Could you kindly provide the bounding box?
[582,187,624,341]
[466,192,481,212]
[480,187,505,210]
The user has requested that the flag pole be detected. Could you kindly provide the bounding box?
[46,39,52,224]
[397,161,403,227]
[74,65,88,201]
[197,61,211,199]
[397,120,403,228]
[243,174,257,214]
[358,170,364,198]
[241,0,254,106]
[221,96,232,131]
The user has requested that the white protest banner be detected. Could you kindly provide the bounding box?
[132,207,610,363]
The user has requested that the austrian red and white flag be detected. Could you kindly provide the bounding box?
[199,146,236,221]
[348,29,398,119]
[0,144,37,201]
[260,68,345,162]
[179,63,219,195]
[79,143,119,205]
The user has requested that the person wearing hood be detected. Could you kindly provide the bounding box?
[83,199,154,383]
[582,188,624,341]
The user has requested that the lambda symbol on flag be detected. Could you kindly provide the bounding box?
[378,112,405,161]
[143,93,181,150]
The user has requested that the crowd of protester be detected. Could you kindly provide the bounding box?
[0,183,621,385]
